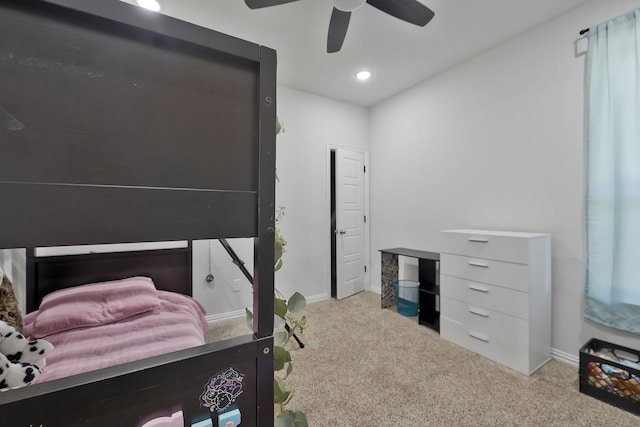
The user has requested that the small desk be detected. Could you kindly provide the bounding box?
[379,248,440,332]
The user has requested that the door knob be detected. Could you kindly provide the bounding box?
[339,229,347,235]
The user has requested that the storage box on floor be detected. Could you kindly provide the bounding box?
[580,338,640,415]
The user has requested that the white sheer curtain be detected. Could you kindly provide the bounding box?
[585,9,640,333]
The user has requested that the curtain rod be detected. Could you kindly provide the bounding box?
[579,28,589,35]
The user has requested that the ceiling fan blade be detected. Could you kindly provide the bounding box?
[244,0,301,9]
[327,7,351,53]
[366,0,435,26]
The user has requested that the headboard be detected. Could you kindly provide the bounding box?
[25,244,193,313]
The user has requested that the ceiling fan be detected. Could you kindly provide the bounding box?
[244,0,435,53]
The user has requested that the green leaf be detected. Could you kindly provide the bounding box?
[287,292,307,313]
[275,410,295,427]
[275,258,283,272]
[274,314,286,329]
[285,361,293,379]
[274,298,288,318]
[275,409,308,427]
[274,377,290,404]
[274,390,291,405]
[275,238,284,261]
[274,331,288,346]
[274,345,292,371]
[245,308,253,331]
[274,376,286,394]
[293,411,309,427]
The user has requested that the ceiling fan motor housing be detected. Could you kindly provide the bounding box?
[333,0,366,12]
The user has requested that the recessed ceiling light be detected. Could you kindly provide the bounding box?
[356,71,371,81]
[136,0,161,12]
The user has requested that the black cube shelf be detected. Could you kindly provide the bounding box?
[379,248,440,333]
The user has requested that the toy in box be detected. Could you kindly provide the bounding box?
[580,338,640,415]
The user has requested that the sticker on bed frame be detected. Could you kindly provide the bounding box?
[199,367,245,413]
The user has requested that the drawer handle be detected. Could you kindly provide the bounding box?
[468,332,489,343]
[468,285,489,293]
[469,308,489,318]
[468,238,489,243]
[468,261,489,268]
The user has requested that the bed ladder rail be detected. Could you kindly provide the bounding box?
[218,239,305,349]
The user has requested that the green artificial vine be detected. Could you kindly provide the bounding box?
[274,206,287,273]
[245,117,316,427]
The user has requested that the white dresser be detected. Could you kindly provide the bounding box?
[439,229,551,375]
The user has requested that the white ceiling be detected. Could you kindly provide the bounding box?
[123,0,592,107]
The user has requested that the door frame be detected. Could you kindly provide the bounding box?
[326,145,370,297]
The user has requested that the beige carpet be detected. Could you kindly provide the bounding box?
[207,291,640,426]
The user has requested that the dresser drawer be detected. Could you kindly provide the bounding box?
[441,253,530,292]
[440,317,530,375]
[441,230,535,264]
[441,297,529,347]
[440,275,529,319]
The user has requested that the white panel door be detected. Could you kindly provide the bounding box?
[335,148,365,300]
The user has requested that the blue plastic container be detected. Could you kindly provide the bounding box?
[394,280,419,316]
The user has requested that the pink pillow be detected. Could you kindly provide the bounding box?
[31,276,160,338]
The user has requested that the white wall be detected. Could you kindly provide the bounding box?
[273,86,370,297]
[192,238,254,320]
[369,0,640,359]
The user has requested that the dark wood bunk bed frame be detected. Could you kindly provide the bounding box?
[0,0,276,426]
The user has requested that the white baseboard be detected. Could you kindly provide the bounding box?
[551,347,579,367]
[369,286,381,294]
[306,292,330,303]
[206,292,330,324]
[206,308,246,323]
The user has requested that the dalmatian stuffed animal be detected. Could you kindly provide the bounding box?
[0,320,53,364]
[0,320,53,390]
[0,352,41,390]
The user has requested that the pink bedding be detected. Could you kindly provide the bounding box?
[24,289,208,384]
